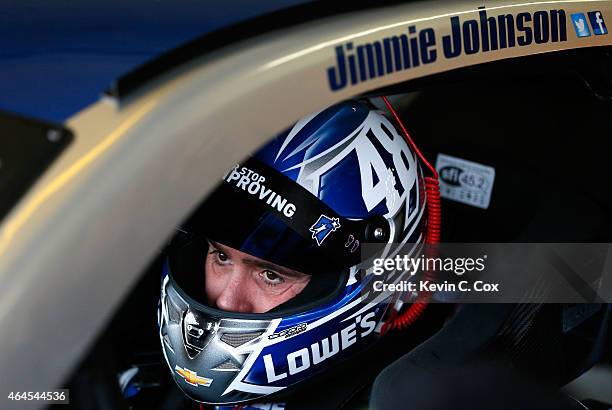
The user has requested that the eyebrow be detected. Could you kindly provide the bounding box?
[208,241,308,278]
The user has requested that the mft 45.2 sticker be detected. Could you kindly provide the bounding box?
[436,153,495,210]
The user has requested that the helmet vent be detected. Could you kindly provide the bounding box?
[167,299,182,323]
[220,331,264,348]
[212,359,240,371]
[185,345,201,358]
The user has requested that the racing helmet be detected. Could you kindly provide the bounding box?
[158,99,431,404]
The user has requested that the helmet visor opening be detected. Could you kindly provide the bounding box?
[166,232,349,318]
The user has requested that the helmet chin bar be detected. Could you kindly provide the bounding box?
[161,276,277,404]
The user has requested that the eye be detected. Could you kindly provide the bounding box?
[209,249,229,264]
[260,270,285,286]
[216,251,228,262]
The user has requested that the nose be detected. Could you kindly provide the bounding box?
[215,269,254,313]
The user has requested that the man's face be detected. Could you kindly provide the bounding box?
[205,241,311,313]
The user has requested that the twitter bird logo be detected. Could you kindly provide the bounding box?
[571,13,592,37]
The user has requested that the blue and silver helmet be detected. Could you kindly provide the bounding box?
[158,99,428,404]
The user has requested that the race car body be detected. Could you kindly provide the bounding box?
[0,1,610,409]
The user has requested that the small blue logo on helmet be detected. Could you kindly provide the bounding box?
[309,215,341,246]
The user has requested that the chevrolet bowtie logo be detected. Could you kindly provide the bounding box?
[175,365,213,387]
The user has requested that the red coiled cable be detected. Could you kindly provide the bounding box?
[380,96,441,333]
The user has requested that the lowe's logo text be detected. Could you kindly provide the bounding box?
[263,312,376,383]
[327,7,568,91]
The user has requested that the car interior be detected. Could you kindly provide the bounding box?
[57,46,612,410]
